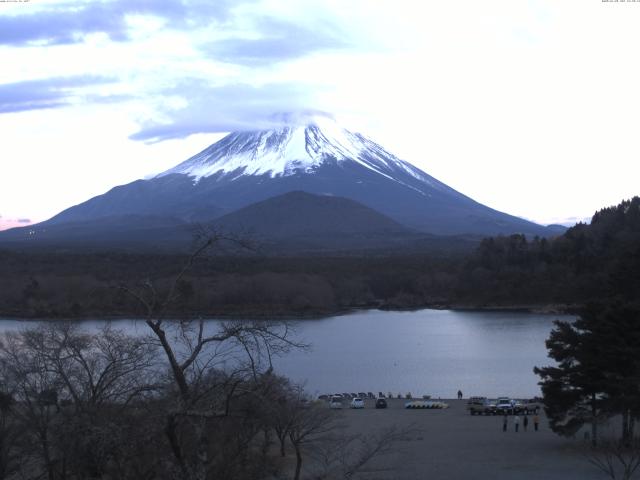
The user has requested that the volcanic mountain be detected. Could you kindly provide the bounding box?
[1,115,558,250]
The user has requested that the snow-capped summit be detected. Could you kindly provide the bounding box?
[156,114,444,194]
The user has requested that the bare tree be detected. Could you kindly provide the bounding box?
[0,323,159,480]
[288,403,339,480]
[261,378,304,459]
[18,322,158,409]
[0,330,64,480]
[310,426,417,480]
[120,230,306,480]
[0,388,21,480]
[585,438,640,480]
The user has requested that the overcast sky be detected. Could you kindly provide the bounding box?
[1,0,639,230]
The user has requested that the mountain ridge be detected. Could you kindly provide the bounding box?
[213,190,414,237]
[208,190,437,253]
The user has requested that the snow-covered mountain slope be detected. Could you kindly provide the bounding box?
[39,115,557,238]
[157,115,455,198]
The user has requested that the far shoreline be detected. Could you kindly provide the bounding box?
[0,303,577,322]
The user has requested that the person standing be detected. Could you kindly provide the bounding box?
[502,414,508,432]
[533,414,540,431]
[514,415,520,432]
[523,415,529,432]
[457,390,463,400]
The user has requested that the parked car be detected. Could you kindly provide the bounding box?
[495,397,517,414]
[375,398,388,409]
[517,399,541,414]
[467,397,497,415]
[351,397,365,409]
[329,396,343,409]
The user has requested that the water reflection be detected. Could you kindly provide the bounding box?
[0,309,567,398]
[271,309,565,398]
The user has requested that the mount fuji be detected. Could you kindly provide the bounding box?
[1,114,559,251]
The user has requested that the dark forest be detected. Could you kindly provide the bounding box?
[1,197,638,319]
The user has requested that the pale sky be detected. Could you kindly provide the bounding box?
[1,0,639,230]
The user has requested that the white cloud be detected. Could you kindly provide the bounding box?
[0,0,639,227]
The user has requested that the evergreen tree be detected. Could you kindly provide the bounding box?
[534,314,609,446]
[586,303,640,445]
[535,302,640,445]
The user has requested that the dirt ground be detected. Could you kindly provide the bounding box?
[318,398,605,480]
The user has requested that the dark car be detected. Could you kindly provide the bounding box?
[375,398,388,409]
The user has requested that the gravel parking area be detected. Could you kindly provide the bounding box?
[325,398,603,480]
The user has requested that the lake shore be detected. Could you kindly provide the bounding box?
[0,302,576,321]
[319,398,601,480]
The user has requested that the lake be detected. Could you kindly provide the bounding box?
[0,309,567,399]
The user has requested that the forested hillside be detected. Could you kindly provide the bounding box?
[457,197,640,306]
[0,198,637,318]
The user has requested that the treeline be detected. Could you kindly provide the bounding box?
[0,253,462,318]
[456,196,640,307]
[1,197,638,318]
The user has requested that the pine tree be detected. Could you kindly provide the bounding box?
[535,302,640,446]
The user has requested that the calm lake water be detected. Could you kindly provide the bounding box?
[0,309,568,398]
